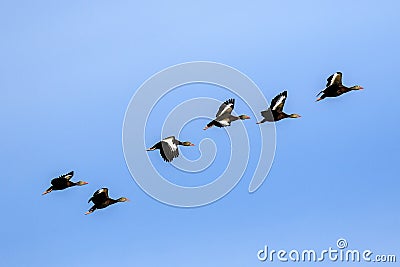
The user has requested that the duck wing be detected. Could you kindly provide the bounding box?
[160,136,180,162]
[53,171,74,182]
[261,108,273,119]
[270,91,287,112]
[89,188,109,204]
[326,72,343,87]
[215,99,234,117]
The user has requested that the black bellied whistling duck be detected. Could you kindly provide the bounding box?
[42,171,88,195]
[203,98,250,130]
[146,136,195,162]
[85,188,129,215]
[316,72,363,101]
[256,91,301,124]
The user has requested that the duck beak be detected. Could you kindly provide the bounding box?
[84,211,92,215]
[246,116,251,119]
[316,98,322,102]
[359,86,364,90]
[82,182,89,185]
[190,144,195,146]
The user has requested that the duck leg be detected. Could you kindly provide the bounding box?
[42,186,53,195]
[256,118,268,124]
[85,205,96,215]
[146,142,161,151]
[203,120,217,130]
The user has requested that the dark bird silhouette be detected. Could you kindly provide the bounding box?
[204,98,250,130]
[316,72,363,101]
[85,188,129,215]
[256,91,301,124]
[42,171,88,195]
[146,136,195,162]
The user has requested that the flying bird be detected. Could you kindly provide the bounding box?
[316,72,363,101]
[85,188,129,215]
[256,91,301,124]
[42,171,88,195]
[203,98,250,130]
[146,136,195,162]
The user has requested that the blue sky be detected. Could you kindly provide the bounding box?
[0,1,399,266]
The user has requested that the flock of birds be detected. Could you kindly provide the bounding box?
[42,171,129,214]
[146,71,362,162]
[42,71,363,214]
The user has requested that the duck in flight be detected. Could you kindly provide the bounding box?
[146,136,195,162]
[256,91,301,124]
[85,188,129,215]
[203,98,250,130]
[42,171,88,195]
[316,72,363,101]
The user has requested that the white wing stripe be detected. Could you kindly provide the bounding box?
[218,103,232,117]
[163,138,177,151]
[272,95,285,110]
[96,188,106,194]
[329,73,338,86]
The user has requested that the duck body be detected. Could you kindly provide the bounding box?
[42,171,88,195]
[270,110,293,121]
[146,136,195,162]
[204,99,250,130]
[257,91,301,124]
[85,188,129,215]
[206,113,242,128]
[316,72,363,101]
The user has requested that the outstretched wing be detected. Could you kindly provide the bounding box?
[261,108,273,118]
[215,99,234,117]
[58,171,74,180]
[270,91,287,112]
[89,188,109,203]
[326,72,342,87]
[94,188,109,198]
[160,136,179,162]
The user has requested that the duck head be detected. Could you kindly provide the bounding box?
[117,197,130,202]
[76,181,89,186]
[180,141,195,147]
[289,114,301,118]
[351,85,363,90]
[239,115,251,120]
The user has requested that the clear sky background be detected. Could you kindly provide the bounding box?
[0,1,399,266]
